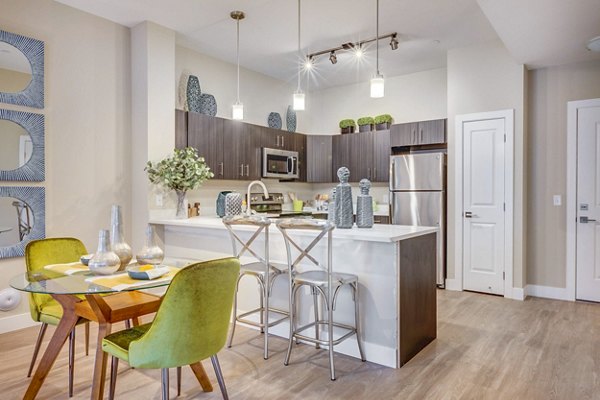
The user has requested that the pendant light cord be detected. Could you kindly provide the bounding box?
[236,17,240,103]
[297,0,302,91]
[376,0,380,75]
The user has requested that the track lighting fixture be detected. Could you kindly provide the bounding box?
[231,10,245,120]
[329,51,337,64]
[390,34,399,50]
[293,0,305,110]
[304,55,314,70]
[370,0,384,98]
[304,31,397,66]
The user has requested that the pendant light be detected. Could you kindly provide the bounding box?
[231,11,245,120]
[293,0,305,111]
[370,0,384,98]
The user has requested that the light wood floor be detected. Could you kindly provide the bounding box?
[2,290,600,399]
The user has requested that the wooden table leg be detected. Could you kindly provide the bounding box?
[190,362,213,392]
[90,322,111,400]
[23,295,80,400]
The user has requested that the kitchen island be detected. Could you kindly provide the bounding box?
[150,216,438,368]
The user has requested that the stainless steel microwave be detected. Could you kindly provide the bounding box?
[262,147,299,179]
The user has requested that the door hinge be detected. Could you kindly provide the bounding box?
[504,134,506,143]
[503,272,505,280]
[503,203,506,211]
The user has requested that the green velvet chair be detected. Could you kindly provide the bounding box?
[102,257,240,400]
[25,237,91,398]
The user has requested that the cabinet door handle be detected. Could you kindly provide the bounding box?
[276,135,280,147]
[374,167,377,180]
[245,164,249,176]
[240,164,244,177]
[368,168,371,180]
[420,128,424,142]
[219,162,224,176]
[282,136,285,147]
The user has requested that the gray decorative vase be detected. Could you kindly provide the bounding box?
[286,105,297,133]
[334,167,353,229]
[356,179,374,228]
[186,75,202,113]
[110,204,133,271]
[216,191,233,217]
[200,93,217,116]
[268,112,282,129]
[225,192,243,217]
[89,230,121,275]
[136,225,164,265]
[328,187,337,224]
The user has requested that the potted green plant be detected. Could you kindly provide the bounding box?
[357,116,375,132]
[339,119,356,134]
[145,147,214,219]
[374,114,393,130]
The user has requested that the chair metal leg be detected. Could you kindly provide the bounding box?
[177,366,181,396]
[312,288,320,349]
[109,356,119,400]
[353,283,366,362]
[27,323,48,377]
[68,328,76,397]
[161,368,170,400]
[262,279,269,359]
[259,280,265,334]
[227,275,242,348]
[328,296,336,381]
[284,284,300,366]
[211,355,229,400]
[84,322,90,356]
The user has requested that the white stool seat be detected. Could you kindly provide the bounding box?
[294,270,358,288]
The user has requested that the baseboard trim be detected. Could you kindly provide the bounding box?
[444,278,462,291]
[0,313,37,335]
[507,287,525,301]
[525,285,572,301]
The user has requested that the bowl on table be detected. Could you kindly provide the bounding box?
[127,264,170,280]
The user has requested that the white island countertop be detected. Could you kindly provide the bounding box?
[150,216,437,243]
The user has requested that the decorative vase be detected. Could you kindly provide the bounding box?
[356,179,374,228]
[175,190,188,219]
[358,124,372,132]
[286,105,297,133]
[199,93,217,116]
[376,122,391,130]
[216,191,233,217]
[110,204,132,271]
[341,126,355,134]
[334,167,354,229]
[186,75,202,113]
[88,230,121,275]
[225,192,243,217]
[268,112,282,129]
[136,225,164,265]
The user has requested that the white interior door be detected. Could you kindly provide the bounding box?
[462,118,505,295]
[576,104,600,302]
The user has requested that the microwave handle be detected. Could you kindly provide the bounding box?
[288,156,295,174]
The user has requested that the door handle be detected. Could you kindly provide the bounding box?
[219,162,224,176]
[464,211,479,218]
[276,135,280,147]
[245,164,249,177]
[281,136,285,147]
[240,164,244,177]
[580,216,597,223]
[368,168,371,180]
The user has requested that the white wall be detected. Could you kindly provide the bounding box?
[0,0,131,330]
[527,59,600,288]
[306,68,447,134]
[446,39,527,289]
[175,46,302,132]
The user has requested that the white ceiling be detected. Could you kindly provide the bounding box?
[54,0,600,89]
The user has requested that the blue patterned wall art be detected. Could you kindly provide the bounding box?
[0,109,44,182]
[0,30,44,109]
[0,186,45,259]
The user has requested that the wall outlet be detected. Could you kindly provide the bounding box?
[553,195,561,206]
[155,194,163,207]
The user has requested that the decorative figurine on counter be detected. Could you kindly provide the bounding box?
[328,187,337,224]
[335,167,354,229]
[225,192,243,217]
[356,179,374,228]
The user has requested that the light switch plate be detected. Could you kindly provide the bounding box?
[553,195,561,206]
[155,194,163,207]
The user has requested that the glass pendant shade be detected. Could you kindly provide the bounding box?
[293,91,305,111]
[232,102,244,120]
[370,74,385,98]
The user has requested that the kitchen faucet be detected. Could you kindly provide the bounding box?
[246,180,269,216]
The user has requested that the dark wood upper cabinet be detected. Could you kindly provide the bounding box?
[261,127,295,150]
[293,133,307,182]
[307,135,332,183]
[372,130,391,183]
[391,119,446,147]
[187,112,224,178]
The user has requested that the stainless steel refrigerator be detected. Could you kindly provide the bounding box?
[390,152,446,286]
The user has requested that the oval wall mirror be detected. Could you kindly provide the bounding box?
[0,109,44,181]
[0,119,32,171]
[0,187,45,259]
[0,30,44,109]
[0,41,32,94]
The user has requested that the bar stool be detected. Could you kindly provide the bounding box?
[276,219,365,381]
[223,215,289,359]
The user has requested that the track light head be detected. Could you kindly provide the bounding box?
[390,34,399,50]
[304,55,314,70]
[355,46,364,58]
[329,51,337,64]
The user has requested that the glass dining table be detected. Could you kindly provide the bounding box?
[10,267,214,400]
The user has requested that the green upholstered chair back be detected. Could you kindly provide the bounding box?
[25,238,88,322]
[128,257,240,369]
